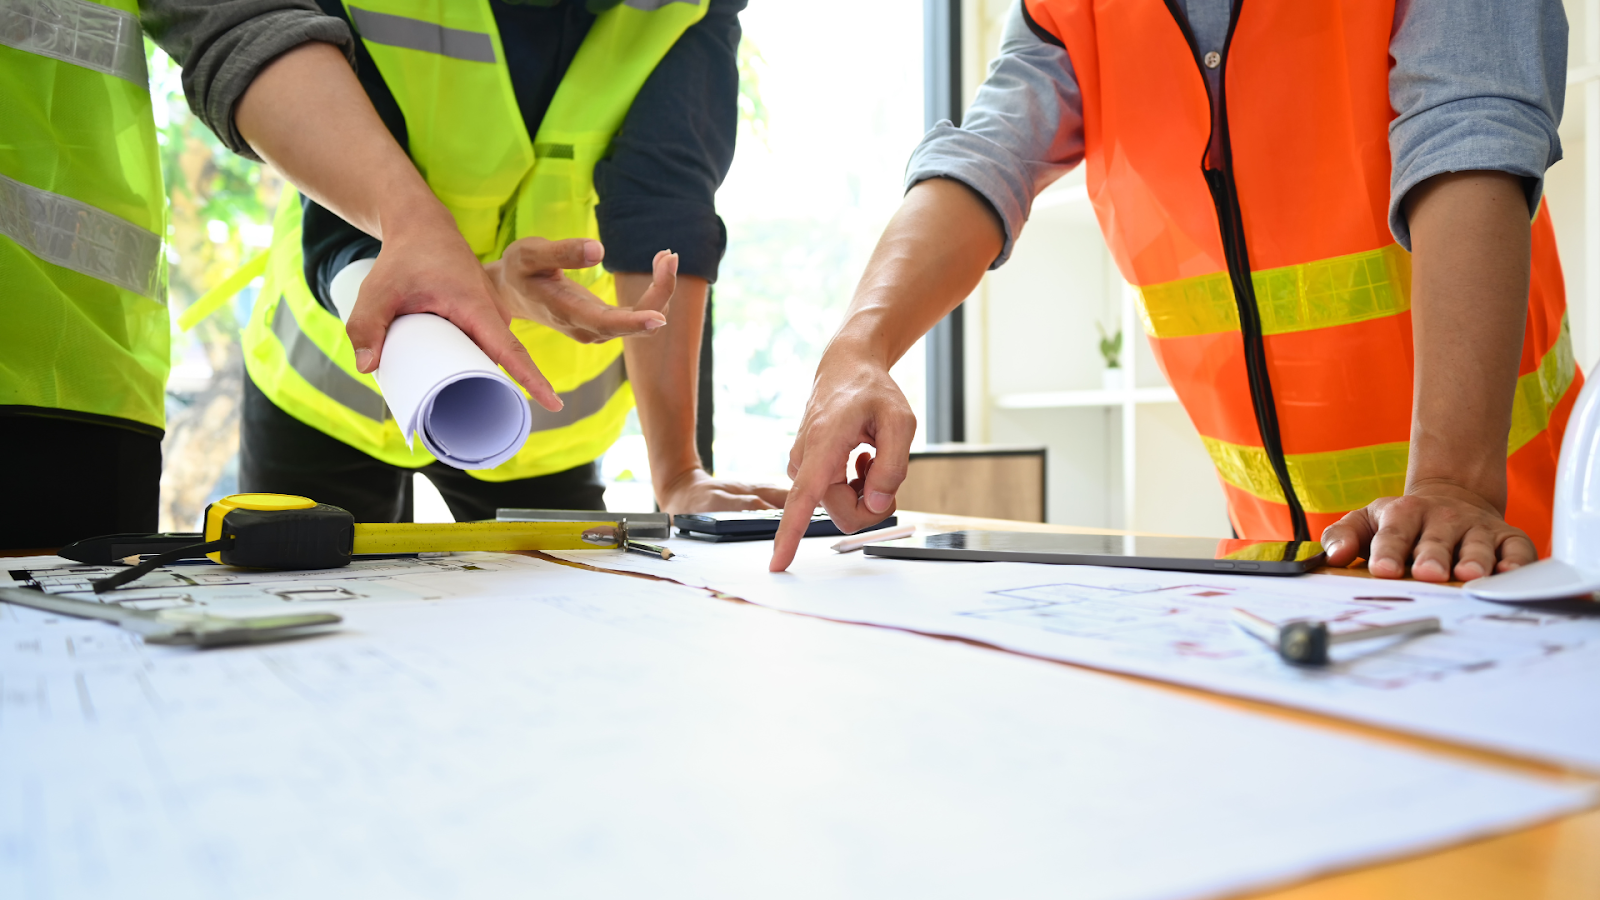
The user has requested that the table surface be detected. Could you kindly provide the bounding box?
[6,516,1597,899]
[897,512,1600,900]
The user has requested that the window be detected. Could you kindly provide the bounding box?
[716,0,929,479]
[601,0,930,507]
[149,43,278,531]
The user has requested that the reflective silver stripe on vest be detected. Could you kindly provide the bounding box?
[271,300,628,434]
[622,0,699,10]
[0,0,148,85]
[0,171,162,300]
[271,300,392,424]
[527,354,628,434]
[347,6,496,63]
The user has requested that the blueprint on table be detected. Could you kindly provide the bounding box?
[1,554,1592,900]
[3,551,562,613]
[552,535,1600,771]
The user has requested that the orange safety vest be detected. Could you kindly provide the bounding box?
[1024,0,1582,552]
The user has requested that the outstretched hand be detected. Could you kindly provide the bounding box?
[1320,481,1536,582]
[770,356,915,571]
[490,241,677,344]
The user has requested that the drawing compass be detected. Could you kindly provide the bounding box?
[1230,608,1441,666]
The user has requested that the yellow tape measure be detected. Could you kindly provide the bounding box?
[82,493,665,594]
[201,493,627,568]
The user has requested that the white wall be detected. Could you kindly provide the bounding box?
[1553,0,1600,373]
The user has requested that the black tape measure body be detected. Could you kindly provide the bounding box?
[201,494,359,570]
[85,495,358,593]
[210,503,355,570]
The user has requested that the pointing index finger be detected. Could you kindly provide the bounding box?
[770,455,837,572]
[769,493,818,573]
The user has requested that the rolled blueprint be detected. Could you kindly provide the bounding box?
[330,259,531,470]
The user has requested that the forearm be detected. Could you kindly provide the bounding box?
[1404,170,1531,509]
[618,273,708,495]
[234,42,452,243]
[766,181,999,569]
[828,178,1004,365]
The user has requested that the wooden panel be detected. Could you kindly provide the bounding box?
[897,453,1045,522]
[1251,807,1600,900]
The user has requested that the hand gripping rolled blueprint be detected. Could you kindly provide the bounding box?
[330,259,531,469]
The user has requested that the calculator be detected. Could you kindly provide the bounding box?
[672,510,900,543]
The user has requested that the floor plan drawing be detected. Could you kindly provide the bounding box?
[965,580,1586,691]
[547,537,1600,770]
[1,567,1592,900]
[2,552,578,616]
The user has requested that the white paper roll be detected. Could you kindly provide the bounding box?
[329,259,532,470]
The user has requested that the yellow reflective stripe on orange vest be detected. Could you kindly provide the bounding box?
[1508,315,1577,455]
[1201,315,1578,511]
[1137,244,1411,339]
[1219,540,1323,562]
[1201,436,1410,514]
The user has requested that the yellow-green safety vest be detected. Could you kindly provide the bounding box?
[243,0,708,480]
[0,0,168,433]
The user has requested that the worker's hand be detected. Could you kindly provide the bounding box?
[655,468,788,516]
[488,240,676,344]
[1320,481,1537,582]
[770,355,915,571]
[346,218,564,412]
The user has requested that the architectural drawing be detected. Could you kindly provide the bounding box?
[966,580,1588,691]
[4,553,552,614]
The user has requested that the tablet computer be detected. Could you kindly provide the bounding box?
[862,531,1324,576]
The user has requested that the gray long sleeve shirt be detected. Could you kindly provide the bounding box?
[908,0,1569,269]
[138,0,356,161]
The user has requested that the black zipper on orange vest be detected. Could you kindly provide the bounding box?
[1159,0,1310,542]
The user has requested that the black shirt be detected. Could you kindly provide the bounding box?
[303,0,743,311]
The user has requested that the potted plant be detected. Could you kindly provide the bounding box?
[1097,322,1123,391]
